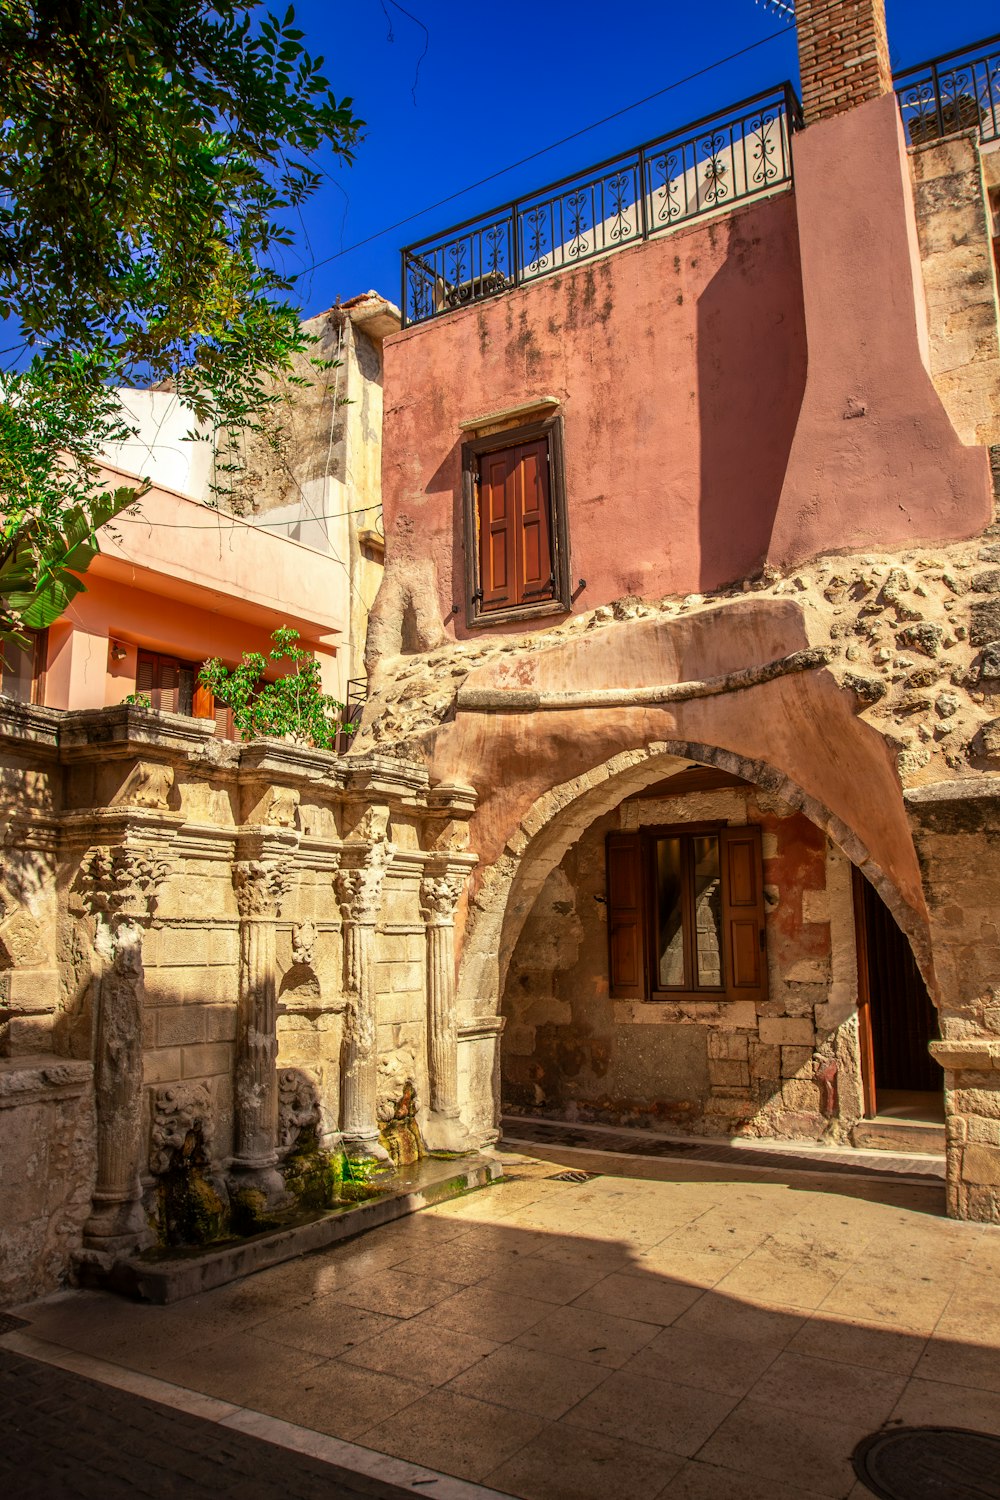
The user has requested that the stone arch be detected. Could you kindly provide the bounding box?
[456,737,934,1026]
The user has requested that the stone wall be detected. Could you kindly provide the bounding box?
[502,783,862,1141]
[907,782,1000,1220]
[0,703,485,1303]
[0,1059,94,1306]
[911,131,1000,449]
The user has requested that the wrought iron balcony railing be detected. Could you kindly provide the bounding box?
[401,83,803,327]
[894,32,1000,148]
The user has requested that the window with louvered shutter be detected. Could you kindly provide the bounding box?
[605,823,767,1003]
[135,652,156,697]
[135,650,200,718]
[463,415,570,627]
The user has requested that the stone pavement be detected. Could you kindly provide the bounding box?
[7,1141,1000,1500]
[0,1347,423,1499]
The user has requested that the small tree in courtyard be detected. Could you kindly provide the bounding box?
[199,627,351,748]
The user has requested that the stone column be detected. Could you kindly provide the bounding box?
[335,840,393,1161]
[81,845,168,1256]
[420,872,467,1149]
[230,858,293,1207]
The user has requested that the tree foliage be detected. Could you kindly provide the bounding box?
[199,627,350,747]
[0,1,361,646]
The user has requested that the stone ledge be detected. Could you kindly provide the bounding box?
[930,1038,1000,1072]
[0,1056,92,1109]
[77,1155,502,1304]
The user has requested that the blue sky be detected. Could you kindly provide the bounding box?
[287,0,1000,316]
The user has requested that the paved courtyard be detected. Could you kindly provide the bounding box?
[6,1141,1000,1500]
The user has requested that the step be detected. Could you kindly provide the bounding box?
[76,1155,502,1305]
[851,1117,946,1155]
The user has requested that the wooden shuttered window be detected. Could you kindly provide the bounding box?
[478,438,554,612]
[607,833,646,999]
[135,651,195,717]
[464,415,569,626]
[606,824,767,1003]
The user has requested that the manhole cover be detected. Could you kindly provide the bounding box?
[547,1170,599,1183]
[853,1427,1000,1499]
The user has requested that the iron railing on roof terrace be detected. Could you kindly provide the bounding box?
[894,32,1000,148]
[401,83,803,327]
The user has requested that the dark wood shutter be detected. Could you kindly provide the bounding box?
[516,439,554,605]
[479,449,515,610]
[720,826,767,1000]
[477,439,555,613]
[135,651,156,698]
[606,833,647,999]
[157,657,181,713]
[178,664,195,716]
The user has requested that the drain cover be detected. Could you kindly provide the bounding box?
[853,1427,1000,1499]
[547,1170,599,1183]
[0,1314,28,1335]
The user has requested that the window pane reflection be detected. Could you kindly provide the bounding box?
[693,835,723,987]
[656,837,685,987]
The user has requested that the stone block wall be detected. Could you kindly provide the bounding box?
[907,781,1000,1218]
[502,782,863,1141]
[911,131,1000,449]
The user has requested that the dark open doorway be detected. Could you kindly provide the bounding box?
[853,869,941,1122]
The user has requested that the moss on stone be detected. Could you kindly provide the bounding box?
[228,1186,278,1236]
[281,1132,346,1212]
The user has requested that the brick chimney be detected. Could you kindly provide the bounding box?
[795,0,894,125]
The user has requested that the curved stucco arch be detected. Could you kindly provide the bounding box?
[456,736,934,1025]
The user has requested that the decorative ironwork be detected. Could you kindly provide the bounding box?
[401,84,802,326]
[894,33,1000,147]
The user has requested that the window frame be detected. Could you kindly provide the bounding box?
[0,628,47,706]
[606,821,768,1005]
[461,413,571,628]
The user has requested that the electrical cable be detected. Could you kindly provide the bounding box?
[296,26,790,276]
[117,501,382,531]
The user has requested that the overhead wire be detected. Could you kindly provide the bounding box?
[295,26,790,278]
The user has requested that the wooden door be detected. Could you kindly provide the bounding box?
[853,868,939,1113]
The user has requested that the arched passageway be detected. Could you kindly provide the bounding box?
[454,740,940,1151]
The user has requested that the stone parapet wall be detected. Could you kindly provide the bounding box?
[0,704,484,1302]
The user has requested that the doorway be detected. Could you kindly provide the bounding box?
[853,869,941,1121]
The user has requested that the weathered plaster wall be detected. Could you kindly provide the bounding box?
[502,785,861,1141]
[381,190,808,629]
[769,94,991,567]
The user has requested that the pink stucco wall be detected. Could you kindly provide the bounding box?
[380,95,991,641]
[382,193,808,636]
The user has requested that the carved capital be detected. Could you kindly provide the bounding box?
[335,841,394,925]
[419,872,465,927]
[233,859,293,920]
[81,844,170,927]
